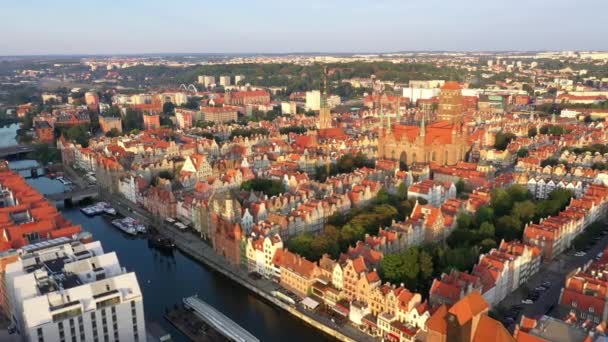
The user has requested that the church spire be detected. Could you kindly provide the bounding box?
[318,66,332,130]
[380,102,385,130]
[395,97,401,125]
[420,112,426,136]
[387,105,391,130]
[321,65,328,108]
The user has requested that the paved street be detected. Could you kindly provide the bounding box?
[497,220,608,323]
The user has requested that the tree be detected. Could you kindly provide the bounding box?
[507,185,530,202]
[475,206,494,225]
[65,125,90,147]
[279,125,307,135]
[123,108,143,131]
[105,128,121,137]
[455,179,466,194]
[183,98,199,110]
[158,170,173,180]
[480,238,497,253]
[540,158,559,167]
[28,144,60,165]
[491,188,513,217]
[457,213,473,230]
[287,233,315,260]
[241,179,285,197]
[397,182,408,200]
[419,250,434,280]
[512,200,536,223]
[397,199,415,221]
[517,148,529,158]
[479,222,495,237]
[495,215,522,241]
[494,131,516,150]
[163,102,175,114]
[380,254,407,285]
[528,127,538,138]
[402,248,420,289]
[106,105,122,117]
[160,115,174,128]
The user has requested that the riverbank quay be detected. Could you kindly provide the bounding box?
[99,189,375,342]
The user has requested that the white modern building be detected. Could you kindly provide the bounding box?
[280,102,297,115]
[305,90,321,111]
[234,75,245,85]
[401,87,440,104]
[560,109,581,118]
[198,75,216,88]
[5,237,146,342]
[219,76,231,87]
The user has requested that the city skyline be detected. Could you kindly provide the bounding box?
[1,0,607,55]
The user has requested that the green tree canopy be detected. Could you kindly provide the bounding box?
[241,178,285,197]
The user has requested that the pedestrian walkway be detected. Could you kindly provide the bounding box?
[184,296,259,342]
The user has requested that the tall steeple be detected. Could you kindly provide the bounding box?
[319,66,332,130]
[420,112,426,137]
[386,104,391,130]
[380,102,385,130]
[395,97,401,125]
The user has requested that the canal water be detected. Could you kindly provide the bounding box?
[0,123,19,147]
[0,124,333,342]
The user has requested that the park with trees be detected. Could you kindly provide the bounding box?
[379,185,574,296]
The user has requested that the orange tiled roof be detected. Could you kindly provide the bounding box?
[447,291,489,326]
[472,315,515,342]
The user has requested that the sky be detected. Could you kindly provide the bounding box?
[1,0,607,55]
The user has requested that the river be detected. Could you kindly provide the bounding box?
[0,123,19,147]
[0,124,332,342]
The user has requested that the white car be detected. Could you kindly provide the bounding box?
[575,251,586,257]
[521,299,534,304]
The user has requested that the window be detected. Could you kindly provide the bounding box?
[37,327,44,342]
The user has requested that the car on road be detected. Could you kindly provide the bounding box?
[575,251,586,257]
[522,299,534,304]
[542,281,551,287]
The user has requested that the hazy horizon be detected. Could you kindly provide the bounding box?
[1,0,607,55]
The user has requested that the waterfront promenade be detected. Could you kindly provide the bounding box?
[99,188,376,342]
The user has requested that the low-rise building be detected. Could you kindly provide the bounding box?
[201,106,239,123]
[34,121,54,143]
[99,115,122,134]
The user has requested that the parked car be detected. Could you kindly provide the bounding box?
[522,299,534,304]
[542,281,551,287]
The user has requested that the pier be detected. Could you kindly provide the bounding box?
[183,296,259,342]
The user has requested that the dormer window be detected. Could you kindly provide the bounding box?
[572,301,577,308]
[589,307,594,313]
